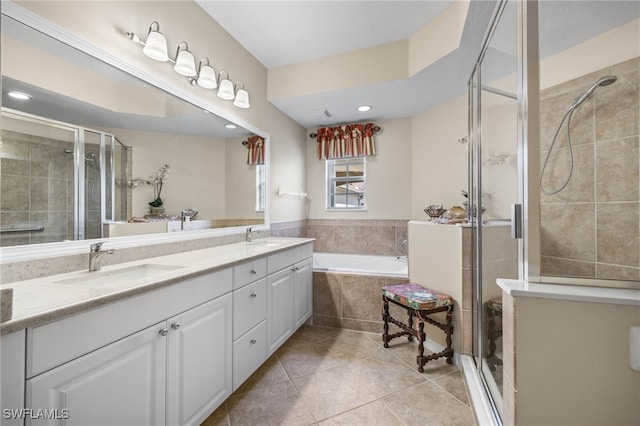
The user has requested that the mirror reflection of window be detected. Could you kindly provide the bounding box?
[256,164,266,212]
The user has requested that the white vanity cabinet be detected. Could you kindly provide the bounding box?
[5,238,314,426]
[24,268,233,426]
[267,244,313,354]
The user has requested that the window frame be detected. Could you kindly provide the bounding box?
[255,163,266,212]
[326,157,367,211]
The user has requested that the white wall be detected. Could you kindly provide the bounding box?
[305,117,412,219]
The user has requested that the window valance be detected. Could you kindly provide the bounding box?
[314,123,380,160]
[242,135,265,165]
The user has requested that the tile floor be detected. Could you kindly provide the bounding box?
[201,325,476,426]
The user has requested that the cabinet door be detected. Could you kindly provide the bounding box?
[293,257,313,329]
[166,293,232,426]
[1,330,25,426]
[232,320,267,391]
[26,323,166,426]
[267,267,294,354]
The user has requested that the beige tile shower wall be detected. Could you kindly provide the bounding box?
[540,57,640,281]
[0,130,75,247]
[307,219,409,256]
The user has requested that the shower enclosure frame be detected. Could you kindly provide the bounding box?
[465,0,539,423]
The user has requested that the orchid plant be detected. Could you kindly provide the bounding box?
[128,164,170,207]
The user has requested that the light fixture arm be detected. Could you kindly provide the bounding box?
[217,70,230,86]
[174,41,189,61]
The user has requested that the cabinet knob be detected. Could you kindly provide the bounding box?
[159,328,169,337]
[250,338,257,344]
[171,322,181,330]
[250,268,257,275]
[292,266,299,272]
[250,292,257,298]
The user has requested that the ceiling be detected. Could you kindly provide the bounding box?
[196,0,640,129]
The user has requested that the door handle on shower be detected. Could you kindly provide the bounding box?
[511,204,523,239]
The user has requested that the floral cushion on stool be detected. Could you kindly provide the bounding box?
[382,283,453,310]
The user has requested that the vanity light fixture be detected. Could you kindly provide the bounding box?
[127,22,250,108]
[217,71,235,100]
[141,22,169,62]
[193,58,217,89]
[357,105,372,112]
[233,82,250,109]
[173,42,196,76]
[7,91,32,100]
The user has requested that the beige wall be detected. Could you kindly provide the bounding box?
[305,117,412,220]
[14,0,307,226]
[103,128,226,219]
[411,94,469,218]
[505,296,640,426]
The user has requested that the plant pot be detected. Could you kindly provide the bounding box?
[148,206,166,218]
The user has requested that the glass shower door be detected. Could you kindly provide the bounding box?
[83,130,103,240]
[469,0,521,419]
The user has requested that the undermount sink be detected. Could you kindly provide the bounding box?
[54,264,185,286]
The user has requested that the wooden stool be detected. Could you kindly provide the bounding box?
[486,296,503,371]
[382,283,454,372]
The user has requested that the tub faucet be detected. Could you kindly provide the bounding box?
[245,226,259,243]
[89,242,114,272]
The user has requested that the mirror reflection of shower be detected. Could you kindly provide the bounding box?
[63,149,97,165]
[540,75,617,195]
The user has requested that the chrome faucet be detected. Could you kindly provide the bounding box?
[89,242,114,272]
[245,226,259,243]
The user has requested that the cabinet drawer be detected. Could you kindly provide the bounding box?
[267,243,313,274]
[233,278,267,339]
[233,257,267,289]
[232,320,267,391]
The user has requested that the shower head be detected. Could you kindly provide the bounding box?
[570,75,617,109]
[63,149,96,164]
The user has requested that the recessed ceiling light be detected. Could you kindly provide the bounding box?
[225,124,237,129]
[357,105,372,112]
[7,91,32,100]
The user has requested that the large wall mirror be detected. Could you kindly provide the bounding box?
[0,11,269,256]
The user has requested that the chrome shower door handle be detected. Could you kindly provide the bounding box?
[511,204,523,239]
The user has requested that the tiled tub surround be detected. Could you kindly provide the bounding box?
[313,271,410,333]
[540,57,640,281]
[272,219,409,256]
[0,130,75,246]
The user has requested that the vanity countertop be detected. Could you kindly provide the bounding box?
[0,237,315,335]
[497,278,640,306]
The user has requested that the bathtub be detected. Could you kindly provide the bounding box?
[312,252,408,278]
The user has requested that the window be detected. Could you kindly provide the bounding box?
[327,157,366,210]
[256,164,266,212]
